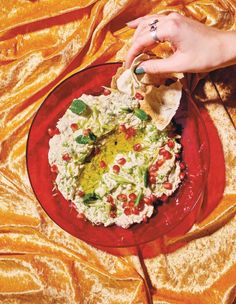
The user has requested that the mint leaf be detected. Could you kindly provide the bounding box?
[75,135,90,144]
[83,192,100,205]
[88,132,97,141]
[134,109,149,121]
[70,99,88,115]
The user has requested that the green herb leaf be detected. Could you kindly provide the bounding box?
[88,131,97,141]
[144,168,149,188]
[75,132,97,145]
[134,109,149,121]
[70,99,88,115]
[83,192,100,204]
[110,174,135,185]
[75,135,90,144]
[135,191,143,206]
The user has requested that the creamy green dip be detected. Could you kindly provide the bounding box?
[48,89,183,228]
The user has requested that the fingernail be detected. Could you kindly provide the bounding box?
[126,19,134,25]
[135,67,145,74]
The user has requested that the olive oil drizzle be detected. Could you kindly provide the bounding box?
[79,130,145,193]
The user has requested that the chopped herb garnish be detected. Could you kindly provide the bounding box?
[88,131,97,141]
[70,99,88,115]
[110,173,135,185]
[83,192,100,204]
[75,132,97,145]
[75,135,90,144]
[134,109,149,121]
[135,191,143,206]
[144,168,149,187]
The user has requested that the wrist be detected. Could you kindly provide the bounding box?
[215,30,236,68]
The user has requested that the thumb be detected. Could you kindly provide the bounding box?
[136,54,182,74]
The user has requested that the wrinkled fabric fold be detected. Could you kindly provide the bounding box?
[0,0,236,303]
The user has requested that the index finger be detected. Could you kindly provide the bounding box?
[126,14,164,28]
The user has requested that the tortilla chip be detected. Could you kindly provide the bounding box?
[140,81,182,130]
[111,52,183,130]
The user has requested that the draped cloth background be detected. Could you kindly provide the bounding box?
[0,0,236,303]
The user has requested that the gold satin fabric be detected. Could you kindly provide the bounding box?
[0,1,236,303]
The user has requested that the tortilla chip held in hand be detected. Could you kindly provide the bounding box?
[111,53,183,130]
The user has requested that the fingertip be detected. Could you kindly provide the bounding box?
[134,66,145,74]
[126,21,137,28]
[126,16,142,28]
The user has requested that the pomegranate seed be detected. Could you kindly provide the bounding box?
[149,176,156,184]
[110,211,117,218]
[159,194,168,202]
[70,123,78,132]
[48,127,60,137]
[103,88,111,96]
[143,196,152,205]
[119,124,126,133]
[77,213,85,219]
[133,143,142,151]
[129,200,135,207]
[117,194,127,201]
[149,194,158,202]
[125,127,136,139]
[78,190,85,197]
[50,164,58,173]
[62,153,71,161]
[159,148,166,155]
[143,215,148,223]
[83,128,91,136]
[107,195,114,204]
[156,159,164,167]
[180,162,186,170]
[163,151,172,160]
[100,160,107,169]
[113,165,120,174]
[132,207,140,215]
[129,193,137,200]
[135,92,144,100]
[138,201,145,211]
[124,208,132,215]
[122,201,129,208]
[180,172,186,180]
[149,164,158,172]
[175,153,181,160]
[149,171,157,177]
[163,182,173,190]
[167,140,175,149]
[117,157,126,165]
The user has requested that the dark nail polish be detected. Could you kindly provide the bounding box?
[135,67,145,74]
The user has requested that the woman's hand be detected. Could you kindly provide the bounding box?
[125,13,236,74]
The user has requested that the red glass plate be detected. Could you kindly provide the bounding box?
[27,63,210,247]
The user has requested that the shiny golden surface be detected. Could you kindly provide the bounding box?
[0,1,236,303]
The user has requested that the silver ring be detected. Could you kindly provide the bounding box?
[148,19,159,26]
[149,19,160,42]
[150,30,160,42]
[149,26,160,42]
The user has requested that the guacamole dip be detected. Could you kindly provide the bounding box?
[48,88,185,228]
